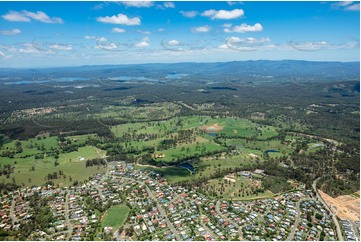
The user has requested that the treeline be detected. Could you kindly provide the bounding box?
[0,182,20,194]
[263,176,292,194]
[86,158,106,167]
[0,165,15,177]
[0,118,113,140]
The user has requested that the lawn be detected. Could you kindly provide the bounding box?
[101,205,130,231]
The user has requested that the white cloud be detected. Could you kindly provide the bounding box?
[137,30,151,34]
[167,40,180,46]
[22,10,63,24]
[135,37,150,47]
[227,36,243,43]
[163,2,175,8]
[224,23,263,33]
[84,36,107,41]
[332,1,353,7]
[49,44,73,51]
[2,11,30,22]
[18,43,41,54]
[158,28,165,32]
[331,1,359,11]
[121,1,153,8]
[84,35,96,39]
[246,37,271,43]
[93,2,110,10]
[345,3,360,10]
[227,1,243,6]
[218,44,229,49]
[179,10,198,18]
[96,42,118,50]
[201,9,244,20]
[97,14,141,25]
[2,10,63,23]
[222,23,232,28]
[112,27,126,33]
[0,51,5,57]
[1,28,21,35]
[192,25,211,33]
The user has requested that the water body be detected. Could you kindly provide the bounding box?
[4,77,90,85]
[108,76,158,82]
[265,149,280,154]
[178,163,195,173]
[165,73,189,79]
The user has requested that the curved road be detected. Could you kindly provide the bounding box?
[286,199,302,241]
[313,178,344,241]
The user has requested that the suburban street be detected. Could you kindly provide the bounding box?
[64,190,73,240]
[286,199,302,241]
[313,178,344,241]
[123,176,182,241]
[215,200,244,240]
[9,196,18,225]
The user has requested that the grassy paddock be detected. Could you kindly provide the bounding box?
[101,205,130,231]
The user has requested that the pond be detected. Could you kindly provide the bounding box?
[178,162,195,173]
[265,149,280,154]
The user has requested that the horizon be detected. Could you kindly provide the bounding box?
[0,59,360,70]
[0,1,360,68]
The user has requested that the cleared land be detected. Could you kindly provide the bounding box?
[319,190,360,222]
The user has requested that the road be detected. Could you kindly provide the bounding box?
[215,201,243,240]
[143,183,182,241]
[313,178,344,241]
[9,197,17,225]
[64,190,73,240]
[286,199,302,241]
[124,177,182,241]
[351,221,360,241]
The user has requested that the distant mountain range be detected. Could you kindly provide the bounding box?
[0,60,359,80]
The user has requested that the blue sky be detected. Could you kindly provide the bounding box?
[0,1,359,67]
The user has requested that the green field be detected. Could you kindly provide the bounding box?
[134,165,191,183]
[155,136,226,163]
[0,135,107,187]
[101,205,130,231]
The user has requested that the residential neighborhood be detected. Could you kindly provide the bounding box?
[0,161,358,241]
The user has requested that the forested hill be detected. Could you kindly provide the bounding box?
[0,60,359,80]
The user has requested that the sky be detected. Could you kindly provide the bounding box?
[0,1,359,68]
